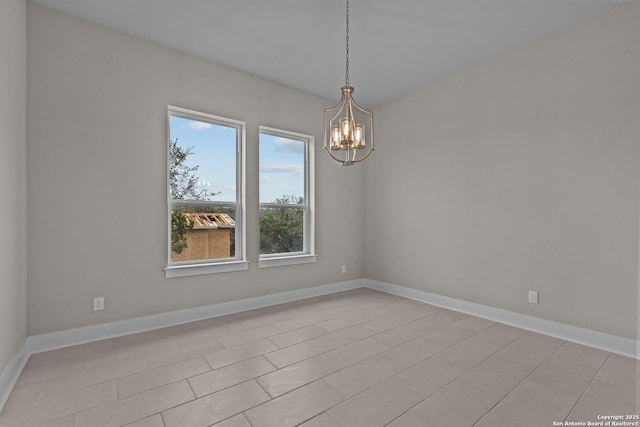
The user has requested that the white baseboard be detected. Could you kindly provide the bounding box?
[0,279,362,412]
[2,277,637,412]
[364,279,639,359]
[0,338,30,412]
[27,279,364,355]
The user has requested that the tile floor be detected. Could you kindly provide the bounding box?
[0,288,638,427]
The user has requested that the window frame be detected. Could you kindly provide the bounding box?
[258,126,316,268]
[165,105,247,278]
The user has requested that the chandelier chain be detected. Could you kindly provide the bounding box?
[345,0,350,86]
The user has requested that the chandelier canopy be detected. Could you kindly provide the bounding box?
[323,0,374,166]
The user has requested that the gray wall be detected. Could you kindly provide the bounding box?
[23,2,640,343]
[365,3,640,340]
[27,3,364,335]
[0,0,28,370]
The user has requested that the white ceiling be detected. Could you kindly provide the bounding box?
[30,0,621,107]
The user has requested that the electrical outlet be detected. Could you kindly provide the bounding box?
[93,297,104,311]
[528,290,539,304]
[341,265,347,274]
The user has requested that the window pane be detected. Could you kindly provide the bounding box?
[259,206,304,255]
[259,133,304,204]
[171,205,236,262]
[169,115,236,202]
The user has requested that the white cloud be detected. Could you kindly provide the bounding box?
[187,121,212,130]
[274,137,303,153]
[260,174,272,183]
[260,163,303,175]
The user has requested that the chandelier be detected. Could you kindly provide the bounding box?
[323,0,374,166]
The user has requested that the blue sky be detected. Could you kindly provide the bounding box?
[170,116,304,204]
[259,133,304,203]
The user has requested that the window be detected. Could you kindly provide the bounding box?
[165,106,247,277]
[259,126,315,268]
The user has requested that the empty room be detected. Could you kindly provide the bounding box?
[1,0,639,426]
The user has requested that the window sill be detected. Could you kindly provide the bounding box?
[258,254,317,269]
[165,260,249,278]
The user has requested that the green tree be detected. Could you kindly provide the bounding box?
[169,138,219,254]
[259,195,304,254]
[169,138,217,200]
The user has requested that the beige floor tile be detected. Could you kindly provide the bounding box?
[453,315,495,332]
[182,316,241,335]
[381,337,446,369]
[257,354,341,398]
[111,326,185,349]
[323,337,390,369]
[83,342,158,371]
[358,302,404,320]
[263,340,327,369]
[316,313,369,332]
[479,335,559,377]
[568,379,638,422]
[34,414,78,427]
[162,381,269,427]
[421,324,475,348]
[552,341,610,369]
[144,338,224,369]
[274,310,337,333]
[3,290,629,427]
[482,379,579,426]
[390,299,425,310]
[527,347,605,397]
[2,381,44,409]
[15,357,85,388]
[327,380,423,427]
[124,414,164,427]
[411,381,502,427]
[117,357,210,398]
[471,323,527,347]
[203,339,278,370]
[298,413,342,427]
[217,325,282,348]
[363,311,420,332]
[42,355,147,398]
[372,310,466,348]
[401,304,444,320]
[77,380,194,427]
[437,336,502,369]
[264,324,375,368]
[386,412,430,427]
[211,414,252,426]
[595,353,639,395]
[0,381,116,426]
[383,355,466,398]
[225,314,281,334]
[516,332,566,354]
[245,380,345,427]
[474,412,522,427]
[189,356,275,397]
[323,353,405,398]
[424,309,468,324]
[268,325,328,348]
[27,339,113,369]
[312,324,376,350]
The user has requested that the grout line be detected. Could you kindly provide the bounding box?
[470,336,567,426]
[562,352,610,423]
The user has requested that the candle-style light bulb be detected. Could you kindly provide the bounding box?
[331,124,341,149]
[341,117,351,144]
[354,124,364,148]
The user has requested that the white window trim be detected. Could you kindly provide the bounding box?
[258,254,317,269]
[166,105,247,278]
[258,126,316,268]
